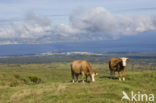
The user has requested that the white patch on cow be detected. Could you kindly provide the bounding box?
[123,77,125,81]
[120,57,128,66]
[91,74,95,82]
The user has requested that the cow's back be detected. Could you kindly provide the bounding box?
[109,58,118,70]
[109,58,123,71]
[71,60,91,74]
[71,60,82,74]
[109,58,118,66]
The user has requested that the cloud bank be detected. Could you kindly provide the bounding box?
[0,7,156,44]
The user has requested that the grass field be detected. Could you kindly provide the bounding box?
[0,61,156,103]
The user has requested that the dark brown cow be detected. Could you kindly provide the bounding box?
[109,57,130,81]
[71,60,97,83]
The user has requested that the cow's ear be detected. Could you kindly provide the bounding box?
[127,58,130,62]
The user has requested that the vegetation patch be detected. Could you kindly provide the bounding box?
[28,75,42,84]
[0,58,155,103]
[9,74,27,87]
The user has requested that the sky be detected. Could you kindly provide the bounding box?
[0,0,156,44]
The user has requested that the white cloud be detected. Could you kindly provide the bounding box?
[73,7,156,35]
[0,7,156,44]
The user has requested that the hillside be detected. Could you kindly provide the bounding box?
[0,62,155,103]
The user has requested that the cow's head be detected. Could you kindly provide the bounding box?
[120,57,130,67]
[91,72,98,82]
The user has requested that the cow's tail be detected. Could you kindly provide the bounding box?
[70,62,75,83]
[70,62,73,72]
[109,61,111,70]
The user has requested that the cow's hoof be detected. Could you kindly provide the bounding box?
[119,78,121,81]
[72,80,75,83]
[123,77,125,81]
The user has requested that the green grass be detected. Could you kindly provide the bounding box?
[0,63,156,103]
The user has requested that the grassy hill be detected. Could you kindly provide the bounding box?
[0,62,155,103]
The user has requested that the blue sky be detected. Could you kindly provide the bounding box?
[1,0,156,23]
[0,0,156,44]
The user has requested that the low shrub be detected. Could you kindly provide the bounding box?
[28,75,42,84]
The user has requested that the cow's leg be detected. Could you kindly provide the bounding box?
[81,72,85,83]
[110,70,113,79]
[75,74,79,83]
[112,71,115,79]
[118,71,121,81]
[122,69,125,81]
[71,72,75,83]
[86,75,88,82]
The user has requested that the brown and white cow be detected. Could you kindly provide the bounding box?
[71,60,98,83]
[109,57,130,81]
